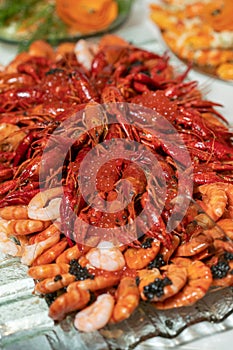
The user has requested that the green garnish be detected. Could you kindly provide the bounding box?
[0,0,69,51]
[0,0,39,26]
[0,0,134,51]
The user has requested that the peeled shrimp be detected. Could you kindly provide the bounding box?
[0,205,28,220]
[35,273,76,294]
[6,219,50,235]
[74,294,115,332]
[111,277,140,323]
[21,231,60,265]
[198,183,228,221]
[86,241,125,271]
[225,184,233,218]
[74,39,98,71]
[215,218,233,240]
[55,42,76,61]
[29,223,61,244]
[32,237,68,266]
[213,239,233,254]
[29,40,55,59]
[0,231,22,257]
[138,265,187,302]
[68,273,121,292]
[175,232,212,257]
[160,235,180,263]
[49,287,90,321]
[124,239,160,269]
[56,244,83,264]
[28,263,70,279]
[28,187,63,221]
[154,258,212,309]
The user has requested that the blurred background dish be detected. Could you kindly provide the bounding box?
[150,0,233,82]
[0,0,133,51]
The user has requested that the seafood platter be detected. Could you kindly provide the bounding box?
[0,1,233,349]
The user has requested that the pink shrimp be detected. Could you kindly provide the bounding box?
[154,258,212,309]
[74,294,115,332]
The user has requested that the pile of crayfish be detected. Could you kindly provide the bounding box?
[0,36,233,333]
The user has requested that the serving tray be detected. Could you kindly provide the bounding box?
[1,251,233,350]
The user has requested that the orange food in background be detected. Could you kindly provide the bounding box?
[98,34,129,48]
[56,0,118,33]
[150,0,233,81]
[200,0,233,32]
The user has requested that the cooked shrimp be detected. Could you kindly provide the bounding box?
[29,223,61,244]
[195,212,216,229]
[0,218,7,233]
[74,294,114,332]
[191,248,211,261]
[74,39,98,70]
[32,238,68,266]
[213,239,233,254]
[215,219,233,240]
[16,234,29,247]
[49,287,90,321]
[98,34,129,49]
[225,184,233,218]
[28,263,70,279]
[0,219,28,255]
[124,239,160,269]
[68,273,121,292]
[111,276,140,323]
[35,273,76,294]
[198,183,228,221]
[175,232,212,257]
[55,42,76,61]
[160,235,180,263]
[21,231,60,265]
[138,265,187,302]
[204,225,226,240]
[0,231,22,257]
[0,205,28,220]
[154,258,212,309]
[86,241,125,271]
[211,261,233,287]
[29,40,55,59]
[6,219,50,235]
[56,244,83,264]
[28,187,63,221]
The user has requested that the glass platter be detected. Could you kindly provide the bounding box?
[0,0,133,46]
[1,203,233,350]
[1,253,233,350]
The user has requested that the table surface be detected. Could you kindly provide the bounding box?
[0,1,233,349]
